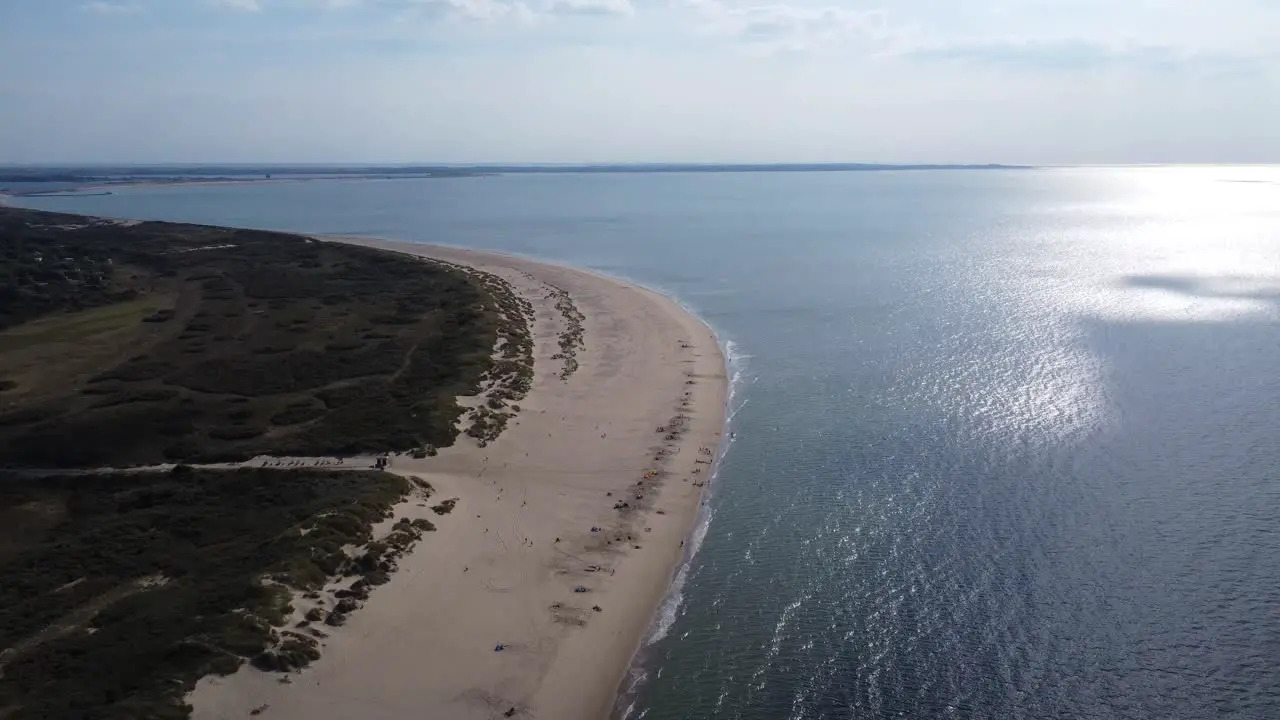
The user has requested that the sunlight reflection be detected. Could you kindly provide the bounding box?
[1045,166,1280,323]
[979,166,1280,445]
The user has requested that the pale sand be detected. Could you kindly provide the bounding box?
[189,237,728,720]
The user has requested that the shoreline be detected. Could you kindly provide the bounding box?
[188,234,729,719]
[1,173,493,198]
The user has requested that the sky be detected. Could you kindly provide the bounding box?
[0,0,1278,164]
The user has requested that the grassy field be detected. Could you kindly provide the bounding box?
[0,207,529,467]
[0,294,174,351]
[0,467,409,719]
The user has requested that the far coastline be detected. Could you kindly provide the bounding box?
[0,161,1031,198]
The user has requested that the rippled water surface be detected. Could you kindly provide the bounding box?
[16,167,1280,719]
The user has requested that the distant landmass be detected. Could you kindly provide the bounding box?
[0,162,1028,189]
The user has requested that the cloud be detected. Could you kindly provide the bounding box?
[293,0,364,8]
[547,0,633,16]
[81,1,142,13]
[392,0,534,22]
[280,0,628,20]
[210,0,262,11]
[913,40,1173,70]
[909,39,1272,75]
[686,1,901,53]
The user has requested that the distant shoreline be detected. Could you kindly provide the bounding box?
[0,162,1031,194]
[1,163,1031,202]
[1,174,493,197]
[16,190,114,198]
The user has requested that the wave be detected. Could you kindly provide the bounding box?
[618,322,750,719]
[644,334,747,645]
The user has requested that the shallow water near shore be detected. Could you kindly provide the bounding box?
[16,166,1280,719]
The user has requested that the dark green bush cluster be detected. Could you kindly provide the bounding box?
[0,467,407,719]
[547,284,585,380]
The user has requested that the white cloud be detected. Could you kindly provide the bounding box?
[685,1,903,53]
[547,0,633,16]
[452,0,531,20]
[210,0,262,11]
[285,0,625,20]
[81,1,142,13]
[393,0,534,22]
[296,0,365,8]
[907,39,1266,75]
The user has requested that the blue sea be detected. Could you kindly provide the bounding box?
[15,166,1280,719]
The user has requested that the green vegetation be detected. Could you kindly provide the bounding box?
[0,207,529,467]
[430,260,534,445]
[0,220,124,331]
[547,283,585,380]
[0,467,407,719]
[0,208,536,717]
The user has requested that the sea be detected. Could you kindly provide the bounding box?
[13,166,1280,719]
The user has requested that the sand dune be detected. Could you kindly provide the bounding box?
[189,238,728,720]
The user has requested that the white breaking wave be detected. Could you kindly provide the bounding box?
[644,331,747,646]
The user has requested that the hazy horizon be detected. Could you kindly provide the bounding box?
[4,161,1026,169]
[8,162,1280,170]
[3,0,1278,165]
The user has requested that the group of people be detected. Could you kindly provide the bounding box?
[260,457,345,468]
[257,455,397,469]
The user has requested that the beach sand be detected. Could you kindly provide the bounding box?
[188,238,728,720]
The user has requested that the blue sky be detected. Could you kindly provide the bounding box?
[1,0,1277,164]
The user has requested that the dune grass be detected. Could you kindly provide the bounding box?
[0,207,540,718]
[0,207,531,467]
[0,467,407,720]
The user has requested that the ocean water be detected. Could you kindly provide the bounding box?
[15,167,1280,719]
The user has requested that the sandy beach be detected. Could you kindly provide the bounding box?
[188,237,728,720]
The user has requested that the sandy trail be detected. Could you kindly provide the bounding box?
[189,238,728,720]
